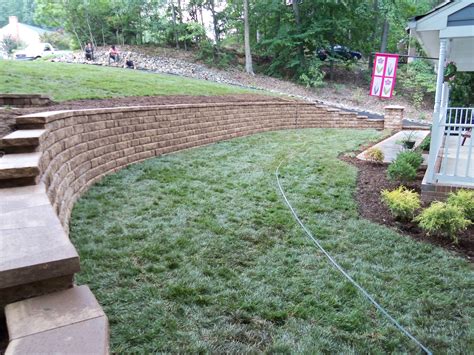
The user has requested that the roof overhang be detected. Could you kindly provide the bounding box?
[409,0,474,71]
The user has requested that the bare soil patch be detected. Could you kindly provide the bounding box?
[341,154,473,262]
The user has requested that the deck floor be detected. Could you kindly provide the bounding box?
[437,135,474,186]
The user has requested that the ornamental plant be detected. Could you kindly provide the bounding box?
[415,202,471,243]
[419,134,431,152]
[364,147,384,164]
[444,61,457,82]
[396,150,423,170]
[447,189,474,221]
[381,186,421,221]
[387,158,417,183]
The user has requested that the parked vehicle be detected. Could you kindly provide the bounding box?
[15,43,55,60]
[317,45,362,61]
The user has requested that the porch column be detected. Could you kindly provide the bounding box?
[426,38,448,184]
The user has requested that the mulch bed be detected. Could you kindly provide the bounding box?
[341,153,473,262]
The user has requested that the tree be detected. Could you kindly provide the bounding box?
[0,0,37,27]
[243,0,253,74]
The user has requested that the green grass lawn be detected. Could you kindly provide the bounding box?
[70,129,473,353]
[0,60,251,101]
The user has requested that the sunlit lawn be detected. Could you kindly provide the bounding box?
[70,129,473,353]
[0,60,252,101]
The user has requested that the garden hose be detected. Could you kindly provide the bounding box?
[275,157,432,355]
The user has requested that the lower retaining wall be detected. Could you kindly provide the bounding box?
[0,94,51,108]
[24,101,383,228]
[2,101,381,352]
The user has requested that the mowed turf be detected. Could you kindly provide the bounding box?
[70,129,473,353]
[0,60,251,101]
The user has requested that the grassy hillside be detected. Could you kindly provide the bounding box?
[71,129,473,353]
[0,60,252,102]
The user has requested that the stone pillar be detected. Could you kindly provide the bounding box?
[384,105,404,131]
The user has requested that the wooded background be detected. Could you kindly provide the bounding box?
[2,0,473,107]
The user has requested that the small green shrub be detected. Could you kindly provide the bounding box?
[40,32,71,50]
[381,186,421,221]
[447,189,474,221]
[364,147,384,163]
[419,134,431,151]
[299,59,326,88]
[387,158,417,182]
[416,202,471,242]
[397,150,424,170]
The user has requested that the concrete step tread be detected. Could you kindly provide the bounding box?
[0,152,41,180]
[5,285,107,341]
[0,182,45,198]
[0,200,80,289]
[5,316,109,355]
[0,129,46,147]
[2,129,45,140]
[0,184,48,211]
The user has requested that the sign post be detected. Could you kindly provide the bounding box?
[370,53,399,98]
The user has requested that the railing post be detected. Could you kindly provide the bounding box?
[426,38,448,184]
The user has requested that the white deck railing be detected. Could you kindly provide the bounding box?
[431,107,474,186]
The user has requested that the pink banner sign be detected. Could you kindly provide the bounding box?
[370,53,399,98]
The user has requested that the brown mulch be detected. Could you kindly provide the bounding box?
[340,154,473,262]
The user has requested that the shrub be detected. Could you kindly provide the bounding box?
[387,158,417,182]
[40,32,71,50]
[0,34,24,55]
[397,150,423,170]
[447,189,474,221]
[381,186,421,221]
[364,147,384,163]
[415,202,471,242]
[299,59,326,88]
[419,135,431,151]
[398,60,436,109]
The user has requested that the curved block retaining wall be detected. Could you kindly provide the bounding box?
[24,102,383,228]
[1,101,382,352]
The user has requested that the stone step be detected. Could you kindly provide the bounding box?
[5,286,109,354]
[15,123,45,130]
[0,129,45,148]
[0,184,80,307]
[0,152,41,187]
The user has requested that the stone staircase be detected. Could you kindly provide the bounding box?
[0,123,108,353]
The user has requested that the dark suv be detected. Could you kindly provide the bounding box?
[317,45,362,61]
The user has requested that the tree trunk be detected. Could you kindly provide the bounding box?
[291,0,305,66]
[380,18,389,53]
[244,0,254,74]
[200,7,204,27]
[171,0,179,49]
[369,0,379,47]
[101,26,106,46]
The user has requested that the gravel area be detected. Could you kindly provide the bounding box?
[52,45,433,121]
